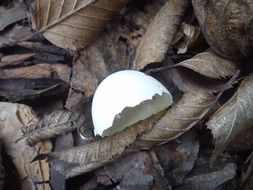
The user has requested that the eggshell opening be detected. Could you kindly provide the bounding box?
[91,70,173,136]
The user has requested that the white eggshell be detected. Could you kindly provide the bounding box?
[91,70,172,136]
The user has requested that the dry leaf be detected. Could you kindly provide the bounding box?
[0,25,33,48]
[175,51,238,79]
[32,0,128,49]
[176,23,201,54]
[0,63,71,82]
[18,110,85,146]
[167,68,233,93]
[35,112,163,178]
[0,1,27,31]
[133,0,190,70]
[0,102,51,190]
[0,53,34,68]
[192,0,253,59]
[133,92,215,149]
[207,73,253,161]
[39,92,215,178]
[0,79,68,101]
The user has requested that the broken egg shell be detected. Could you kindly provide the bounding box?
[91,70,173,137]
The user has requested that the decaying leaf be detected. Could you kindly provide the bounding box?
[0,25,33,48]
[0,102,51,190]
[176,157,237,190]
[154,130,199,186]
[207,73,253,160]
[192,0,253,59]
[133,92,215,149]
[0,63,71,82]
[0,53,34,68]
[18,110,85,146]
[167,68,233,93]
[32,0,129,49]
[35,112,163,178]
[0,79,68,102]
[175,51,238,79]
[105,151,157,190]
[176,23,201,54]
[133,0,190,70]
[0,1,27,31]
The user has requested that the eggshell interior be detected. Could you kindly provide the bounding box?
[91,70,173,136]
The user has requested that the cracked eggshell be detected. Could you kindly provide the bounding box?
[91,70,173,137]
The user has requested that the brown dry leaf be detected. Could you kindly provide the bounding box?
[176,23,201,54]
[18,110,85,146]
[36,112,163,178]
[192,0,253,59]
[0,25,33,48]
[175,51,238,79]
[0,79,68,102]
[0,1,27,31]
[133,92,215,149]
[40,92,215,178]
[133,0,190,70]
[0,63,71,82]
[0,102,51,190]
[32,0,128,49]
[207,73,253,161]
[0,53,34,68]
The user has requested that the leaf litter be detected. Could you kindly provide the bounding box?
[1,0,253,189]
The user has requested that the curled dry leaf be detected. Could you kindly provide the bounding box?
[207,73,253,161]
[0,102,51,190]
[38,91,215,178]
[32,0,129,49]
[175,51,238,79]
[192,0,253,59]
[176,23,201,54]
[18,110,85,146]
[133,0,190,70]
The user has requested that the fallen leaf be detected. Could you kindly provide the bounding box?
[166,68,233,93]
[0,102,51,190]
[176,23,201,54]
[133,0,190,70]
[207,73,253,161]
[192,0,253,59]
[175,51,238,79]
[133,92,215,149]
[0,79,68,102]
[0,53,34,68]
[176,159,237,190]
[51,133,74,190]
[0,1,27,31]
[35,112,163,178]
[105,151,156,190]
[0,63,71,82]
[39,91,215,178]
[154,130,199,186]
[18,110,85,146]
[0,25,33,48]
[32,0,129,49]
